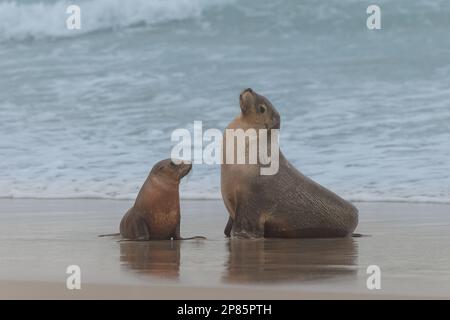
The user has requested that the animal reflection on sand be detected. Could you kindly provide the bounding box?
[120,240,180,279]
[119,238,358,283]
[223,238,358,283]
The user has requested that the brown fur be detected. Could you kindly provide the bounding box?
[120,159,191,240]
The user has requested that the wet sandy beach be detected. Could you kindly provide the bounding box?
[0,199,449,299]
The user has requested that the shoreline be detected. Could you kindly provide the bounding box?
[0,196,449,206]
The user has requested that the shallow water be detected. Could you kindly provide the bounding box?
[0,0,449,203]
[0,199,449,297]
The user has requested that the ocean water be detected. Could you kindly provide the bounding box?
[0,0,449,203]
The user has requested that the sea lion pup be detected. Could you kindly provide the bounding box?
[221,88,358,238]
[119,159,205,240]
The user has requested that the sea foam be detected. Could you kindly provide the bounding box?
[0,0,231,41]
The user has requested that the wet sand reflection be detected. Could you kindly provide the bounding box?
[120,240,180,279]
[224,238,358,283]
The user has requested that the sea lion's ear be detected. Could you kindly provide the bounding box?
[239,88,255,114]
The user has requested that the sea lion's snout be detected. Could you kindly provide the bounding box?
[153,159,192,181]
[177,161,192,179]
[240,88,256,114]
[272,109,281,129]
[240,88,255,103]
[240,88,254,99]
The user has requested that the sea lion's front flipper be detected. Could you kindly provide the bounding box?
[98,233,121,237]
[175,236,207,240]
[120,214,151,240]
[232,203,265,238]
[172,222,206,240]
[224,216,233,237]
[352,233,370,238]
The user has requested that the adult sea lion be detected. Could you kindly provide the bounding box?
[119,159,204,240]
[221,88,358,238]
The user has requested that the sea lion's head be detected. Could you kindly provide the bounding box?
[239,88,280,129]
[151,158,192,182]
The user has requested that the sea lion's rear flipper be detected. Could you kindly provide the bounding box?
[352,233,370,238]
[176,236,207,240]
[98,233,121,237]
[224,217,233,237]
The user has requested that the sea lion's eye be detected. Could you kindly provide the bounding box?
[259,105,266,114]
